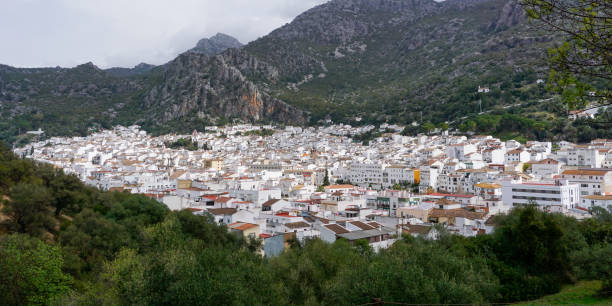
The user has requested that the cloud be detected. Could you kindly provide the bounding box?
[0,0,328,68]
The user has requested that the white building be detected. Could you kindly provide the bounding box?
[580,195,612,210]
[567,147,602,168]
[501,180,580,212]
[560,169,612,197]
[482,148,505,164]
[505,149,530,164]
[348,161,384,187]
[447,144,476,161]
[529,158,562,179]
[383,165,417,187]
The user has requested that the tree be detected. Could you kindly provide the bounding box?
[422,122,436,134]
[437,122,449,131]
[0,234,72,305]
[521,0,611,109]
[491,205,573,300]
[2,183,55,237]
[572,243,612,296]
[322,169,330,186]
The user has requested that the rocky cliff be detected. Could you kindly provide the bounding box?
[143,50,305,124]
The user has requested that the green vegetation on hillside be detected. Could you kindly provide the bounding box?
[1,142,612,304]
[164,137,202,151]
[515,281,612,305]
[242,128,275,137]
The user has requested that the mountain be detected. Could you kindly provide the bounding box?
[0,0,564,144]
[188,33,244,55]
[244,0,555,124]
[142,49,305,126]
[105,62,156,77]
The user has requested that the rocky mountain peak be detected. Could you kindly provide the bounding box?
[189,33,243,56]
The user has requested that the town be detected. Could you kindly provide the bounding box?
[16,124,612,256]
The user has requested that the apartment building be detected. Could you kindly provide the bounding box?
[567,147,602,168]
[501,180,580,212]
[560,169,612,196]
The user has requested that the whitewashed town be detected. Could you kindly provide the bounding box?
[15,124,612,256]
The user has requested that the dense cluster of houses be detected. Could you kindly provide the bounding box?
[16,124,612,256]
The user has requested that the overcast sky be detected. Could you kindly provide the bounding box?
[0,0,328,68]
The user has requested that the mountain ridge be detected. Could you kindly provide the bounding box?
[0,0,566,144]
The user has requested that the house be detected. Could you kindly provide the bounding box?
[323,184,355,193]
[560,169,612,197]
[317,223,350,243]
[580,195,612,210]
[477,86,490,93]
[446,143,476,161]
[207,208,238,224]
[228,222,260,239]
[346,220,376,231]
[336,227,396,251]
[203,158,224,171]
[529,158,562,179]
[214,196,236,208]
[474,182,505,213]
[482,148,505,164]
[283,221,312,233]
[262,212,305,234]
[426,193,478,206]
[263,232,296,257]
[568,110,595,120]
[428,208,488,226]
[418,165,439,193]
[397,203,434,222]
[505,149,530,164]
[567,147,602,168]
[474,183,502,200]
[261,199,291,213]
[401,224,439,240]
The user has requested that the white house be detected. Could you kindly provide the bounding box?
[580,195,612,210]
[261,199,291,213]
[477,86,490,93]
[447,144,476,161]
[482,148,505,164]
[561,169,612,197]
[567,147,602,168]
[505,149,530,164]
[529,158,562,179]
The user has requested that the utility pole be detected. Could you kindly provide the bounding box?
[479,99,482,113]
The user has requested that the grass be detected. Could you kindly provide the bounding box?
[515,281,612,305]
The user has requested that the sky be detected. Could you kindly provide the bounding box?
[0,0,328,68]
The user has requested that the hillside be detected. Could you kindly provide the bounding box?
[514,281,612,305]
[0,0,576,145]
[245,0,557,124]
